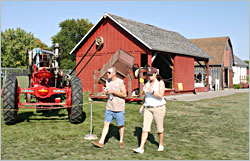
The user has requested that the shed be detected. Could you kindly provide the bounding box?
[232,55,248,84]
[70,13,212,96]
[190,37,235,90]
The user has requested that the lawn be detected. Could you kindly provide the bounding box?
[1,92,249,160]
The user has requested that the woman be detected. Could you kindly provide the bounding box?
[133,67,166,154]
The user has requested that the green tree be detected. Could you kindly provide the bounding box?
[244,60,249,69]
[34,38,48,49]
[1,28,46,68]
[51,18,93,69]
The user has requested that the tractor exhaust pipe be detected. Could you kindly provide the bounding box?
[54,43,60,58]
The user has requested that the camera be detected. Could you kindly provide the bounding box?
[103,87,108,92]
[103,87,113,100]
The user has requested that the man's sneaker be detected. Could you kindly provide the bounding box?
[157,145,164,151]
[133,147,144,154]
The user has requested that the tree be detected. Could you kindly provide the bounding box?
[1,28,46,68]
[34,38,48,49]
[51,18,93,69]
[244,60,249,69]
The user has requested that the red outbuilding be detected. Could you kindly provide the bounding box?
[70,13,212,98]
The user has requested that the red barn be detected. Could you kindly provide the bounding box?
[70,13,212,96]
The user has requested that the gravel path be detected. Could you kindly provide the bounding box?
[164,88,249,101]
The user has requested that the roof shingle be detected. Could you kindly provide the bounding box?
[107,13,211,59]
[234,55,248,67]
[190,37,232,65]
[70,13,212,59]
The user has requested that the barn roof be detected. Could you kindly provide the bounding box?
[234,55,248,67]
[70,13,212,59]
[189,37,234,65]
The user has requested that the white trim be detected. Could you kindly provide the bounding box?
[69,13,152,55]
[151,53,158,63]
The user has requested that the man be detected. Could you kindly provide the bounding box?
[92,67,127,148]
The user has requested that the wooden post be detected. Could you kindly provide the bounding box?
[139,69,144,98]
[148,53,152,67]
[127,72,132,98]
[166,54,174,89]
[93,70,98,96]
[205,60,209,91]
[222,67,225,90]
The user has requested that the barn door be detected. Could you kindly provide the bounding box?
[141,54,148,67]
[152,53,174,89]
[224,68,229,88]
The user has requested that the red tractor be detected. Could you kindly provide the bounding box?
[2,43,83,125]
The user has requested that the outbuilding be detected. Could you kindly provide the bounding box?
[190,37,235,90]
[70,13,212,97]
[232,55,248,84]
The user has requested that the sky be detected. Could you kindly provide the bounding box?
[1,1,249,60]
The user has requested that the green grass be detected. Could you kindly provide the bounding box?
[1,92,249,160]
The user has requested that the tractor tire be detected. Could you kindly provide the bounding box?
[3,75,18,125]
[69,76,83,124]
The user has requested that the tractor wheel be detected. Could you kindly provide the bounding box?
[69,76,83,124]
[3,75,18,125]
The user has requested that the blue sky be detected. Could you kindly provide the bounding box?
[1,1,249,60]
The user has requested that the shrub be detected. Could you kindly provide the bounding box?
[233,84,242,89]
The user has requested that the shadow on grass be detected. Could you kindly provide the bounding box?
[134,127,159,147]
[104,124,120,144]
[37,109,67,117]
[16,109,86,123]
[16,111,34,123]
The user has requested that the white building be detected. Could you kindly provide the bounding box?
[233,55,248,84]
